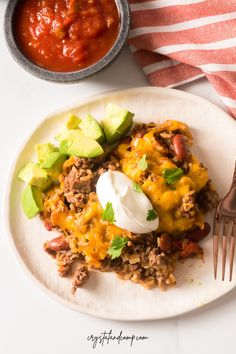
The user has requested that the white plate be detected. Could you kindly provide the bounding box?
[5,87,236,320]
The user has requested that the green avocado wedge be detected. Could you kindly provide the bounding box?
[60,130,104,158]
[66,114,81,129]
[55,115,81,142]
[41,151,66,169]
[56,128,82,145]
[18,162,52,191]
[35,143,58,165]
[35,144,67,184]
[21,185,44,219]
[58,130,82,152]
[67,138,104,158]
[102,103,134,143]
[42,153,67,183]
[79,115,105,144]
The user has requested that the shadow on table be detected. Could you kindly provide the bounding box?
[86,46,147,90]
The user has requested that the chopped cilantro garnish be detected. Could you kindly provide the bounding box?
[138,154,148,171]
[108,235,129,259]
[146,209,158,221]
[132,182,142,193]
[162,168,184,184]
[101,202,116,223]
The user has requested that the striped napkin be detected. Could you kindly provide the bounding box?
[128,0,236,119]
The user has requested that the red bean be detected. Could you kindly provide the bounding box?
[172,134,188,161]
[43,219,53,231]
[186,223,211,243]
[48,236,69,252]
[159,233,172,252]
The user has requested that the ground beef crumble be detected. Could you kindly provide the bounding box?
[62,159,94,211]
[56,251,81,277]
[61,155,120,212]
[196,181,219,212]
[71,265,90,294]
[179,190,196,218]
[149,249,167,267]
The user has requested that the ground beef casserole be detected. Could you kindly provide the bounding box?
[42,120,218,293]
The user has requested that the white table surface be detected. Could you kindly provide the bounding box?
[1,4,236,354]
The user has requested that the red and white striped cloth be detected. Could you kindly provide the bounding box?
[128,0,236,119]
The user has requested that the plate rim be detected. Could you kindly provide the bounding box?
[4,86,236,321]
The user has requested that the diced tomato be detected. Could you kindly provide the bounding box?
[180,241,202,258]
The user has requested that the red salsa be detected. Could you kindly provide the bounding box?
[14,0,120,72]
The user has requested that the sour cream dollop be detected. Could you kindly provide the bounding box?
[96,171,159,234]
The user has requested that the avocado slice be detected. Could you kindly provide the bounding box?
[60,130,104,158]
[42,153,67,183]
[55,115,81,142]
[18,162,52,191]
[58,130,82,153]
[41,152,66,169]
[55,128,69,143]
[35,143,58,165]
[79,115,105,144]
[55,128,80,144]
[102,103,134,143]
[66,114,81,129]
[21,185,43,219]
[68,137,104,158]
[68,138,104,158]
[60,140,72,155]
[35,143,67,183]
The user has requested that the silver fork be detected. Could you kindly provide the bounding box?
[213,162,236,281]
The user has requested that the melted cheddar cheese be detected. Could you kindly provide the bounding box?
[117,120,209,233]
[43,120,210,267]
[43,190,131,267]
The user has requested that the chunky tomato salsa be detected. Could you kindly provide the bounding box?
[14,0,120,72]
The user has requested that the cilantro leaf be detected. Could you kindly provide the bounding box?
[108,235,129,259]
[162,168,184,184]
[101,202,116,223]
[146,209,158,221]
[138,154,148,171]
[132,182,142,193]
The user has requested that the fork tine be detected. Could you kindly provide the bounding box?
[213,162,236,281]
[229,222,236,281]
[222,220,232,280]
[213,235,219,279]
[222,221,227,281]
[213,218,221,279]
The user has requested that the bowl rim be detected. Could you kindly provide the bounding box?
[4,0,130,83]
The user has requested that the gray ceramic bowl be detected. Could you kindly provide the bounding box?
[4,0,130,83]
